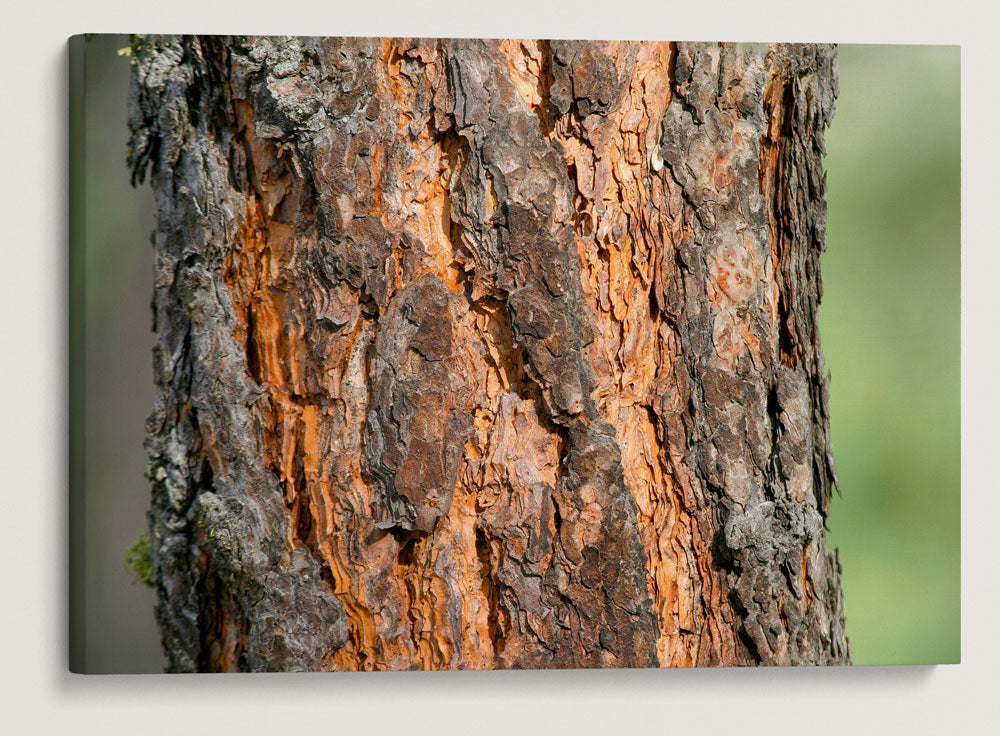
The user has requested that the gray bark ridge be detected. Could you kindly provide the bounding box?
[130,36,348,672]
[654,43,848,664]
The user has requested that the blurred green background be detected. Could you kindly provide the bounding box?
[71,34,161,673]
[822,45,960,664]
[70,39,960,671]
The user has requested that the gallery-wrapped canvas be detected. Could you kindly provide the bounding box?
[69,35,960,672]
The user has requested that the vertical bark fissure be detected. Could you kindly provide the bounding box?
[537,39,720,667]
[441,38,661,668]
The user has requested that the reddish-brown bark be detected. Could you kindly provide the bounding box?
[130,36,849,671]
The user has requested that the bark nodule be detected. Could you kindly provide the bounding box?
[129,36,849,671]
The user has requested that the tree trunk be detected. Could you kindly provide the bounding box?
[128,36,849,671]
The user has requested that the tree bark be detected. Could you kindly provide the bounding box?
[128,36,849,671]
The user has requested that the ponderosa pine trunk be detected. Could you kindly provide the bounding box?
[128,36,849,671]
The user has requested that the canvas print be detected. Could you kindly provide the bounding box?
[69,35,960,672]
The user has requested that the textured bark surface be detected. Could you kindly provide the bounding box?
[129,36,849,671]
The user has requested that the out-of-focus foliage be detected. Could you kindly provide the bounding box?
[125,532,154,588]
[822,45,960,664]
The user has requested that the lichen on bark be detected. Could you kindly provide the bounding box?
[130,35,849,671]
